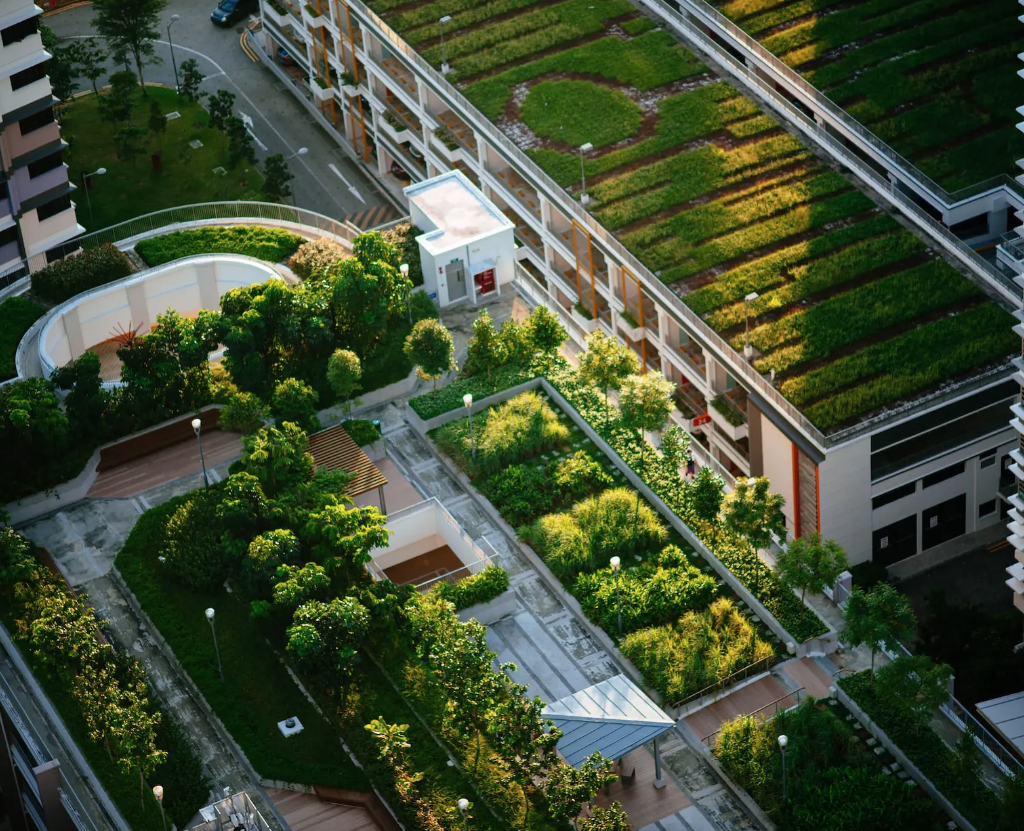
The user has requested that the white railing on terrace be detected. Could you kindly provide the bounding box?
[660,0,1024,212]
[415,537,501,592]
[344,0,1016,452]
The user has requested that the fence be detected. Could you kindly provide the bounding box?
[701,688,804,745]
[670,655,774,714]
[414,538,499,592]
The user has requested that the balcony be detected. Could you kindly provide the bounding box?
[263,0,291,27]
[572,303,598,334]
[493,167,542,224]
[302,3,327,28]
[618,307,644,342]
[379,56,418,102]
[378,93,420,144]
[504,206,544,261]
[310,76,334,101]
[433,110,477,162]
[708,388,748,441]
[678,337,706,377]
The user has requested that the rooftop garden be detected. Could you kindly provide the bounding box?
[367,0,1016,433]
[708,0,1024,190]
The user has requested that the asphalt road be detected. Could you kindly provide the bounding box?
[45,0,404,225]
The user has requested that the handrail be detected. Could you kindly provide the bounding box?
[414,550,495,591]
[669,654,773,713]
[701,687,804,745]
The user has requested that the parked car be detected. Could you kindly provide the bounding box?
[211,0,257,26]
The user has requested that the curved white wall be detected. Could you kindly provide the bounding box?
[39,255,282,381]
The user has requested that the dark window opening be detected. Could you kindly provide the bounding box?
[36,193,70,221]
[979,500,997,518]
[27,151,62,179]
[921,461,966,489]
[0,225,18,248]
[873,515,917,567]
[1,16,38,47]
[10,61,47,91]
[922,494,967,551]
[872,482,916,510]
[19,107,54,136]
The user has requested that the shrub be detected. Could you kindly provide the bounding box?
[572,487,667,566]
[410,364,539,419]
[219,391,267,434]
[30,244,134,303]
[531,512,593,577]
[467,391,568,473]
[135,226,303,266]
[289,236,350,280]
[381,223,424,287]
[160,487,227,590]
[342,418,380,447]
[271,377,320,432]
[486,463,555,526]
[552,450,613,503]
[433,565,510,610]
[0,296,46,380]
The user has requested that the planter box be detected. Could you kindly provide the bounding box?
[571,306,598,333]
[311,81,334,102]
[302,5,326,27]
[432,137,464,165]
[709,403,748,441]
[340,82,358,96]
[617,315,644,342]
[457,588,518,626]
[514,245,530,262]
[379,118,410,143]
[263,3,291,26]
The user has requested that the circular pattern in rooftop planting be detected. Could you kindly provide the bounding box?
[520,79,642,148]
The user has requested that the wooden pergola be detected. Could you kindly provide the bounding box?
[307,424,389,510]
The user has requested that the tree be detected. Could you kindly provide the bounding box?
[617,371,673,476]
[580,804,631,831]
[326,349,362,409]
[51,351,108,441]
[219,392,268,434]
[997,771,1024,831]
[875,655,952,731]
[47,41,81,114]
[302,502,389,575]
[577,330,640,427]
[115,124,148,166]
[659,424,690,476]
[262,153,295,202]
[544,753,615,829]
[148,99,167,150]
[525,305,567,369]
[286,596,371,681]
[465,310,506,381]
[272,562,330,609]
[79,38,108,97]
[99,70,139,125]
[178,58,206,103]
[91,0,167,93]
[776,532,849,602]
[241,528,303,595]
[225,116,257,167]
[238,422,316,496]
[207,89,236,131]
[843,583,916,682]
[404,319,455,397]
[271,378,320,433]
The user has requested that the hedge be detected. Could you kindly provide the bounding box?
[135,226,304,267]
[342,418,381,447]
[30,243,134,303]
[432,564,510,610]
[409,364,538,419]
[0,296,46,380]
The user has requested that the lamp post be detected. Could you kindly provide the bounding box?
[439,16,452,75]
[167,15,181,94]
[778,734,788,804]
[401,263,412,324]
[743,291,759,360]
[578,142,593,205]
[192,417,209,487]
[205,608,223,682]
[153,785,166,831]
[457,798,469,831]
[285,146,309,160]
[610,556,622,635]
[463,393,476,461]
[80,167,106,222]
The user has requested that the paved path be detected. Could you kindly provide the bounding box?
[267,788,377,831]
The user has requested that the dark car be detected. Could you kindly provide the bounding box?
[211,0,257,26]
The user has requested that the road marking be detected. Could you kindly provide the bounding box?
[139,495,152,510]
[239,112,268,151]
[329,163,366,204]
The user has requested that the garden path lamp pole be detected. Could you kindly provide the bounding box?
[439,16,452,75]
[153,785,166,831]
[464,394,476,461]
[579,142,593,206]
[401,263,412,324]
[167,15,181,94]
[458,798,469,831]
[778,734,788,804]
[205,608,224,682]
[192,418,209,487]
[285,147,309,160]
[80,168,106,222]
[610,556,622,635]
[743,292,759,360]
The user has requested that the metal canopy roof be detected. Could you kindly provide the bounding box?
[308,424,388,497]
[542,674,674,767]
[976,689,1024,759]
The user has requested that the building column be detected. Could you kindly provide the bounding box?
[653,736,665,789]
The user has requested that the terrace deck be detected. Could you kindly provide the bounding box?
[368,0,1017,433]
[709,0,1024,190]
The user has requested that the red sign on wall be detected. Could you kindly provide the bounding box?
[692,413,711,427]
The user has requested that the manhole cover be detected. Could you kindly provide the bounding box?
[166,111,181,121]
[189,139,203,149]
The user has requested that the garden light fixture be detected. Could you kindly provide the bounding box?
[458,798,469,831]
[168,15,181,95]
[778,734,788,803]
[439,16,452,75]
[205,607,224,682]
[743,292,759,360]
[578,142,593,205]
[192,417,209,487]
[464,393,476,460]
[401,263,412,323]
[610,555,622,635]
[286,147,309,160]
[81,167,106,222]
[153,785,166,831]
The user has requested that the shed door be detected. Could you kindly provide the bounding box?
[446,261,466,300]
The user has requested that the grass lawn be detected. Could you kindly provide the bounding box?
[0,296,46,381]
[62,86,261,233]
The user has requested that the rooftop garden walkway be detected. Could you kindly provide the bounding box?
[369,0,1017,433]
[708,0,1024,190]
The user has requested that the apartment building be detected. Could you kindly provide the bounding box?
[255,0,1016,574]
[0,1,82,277]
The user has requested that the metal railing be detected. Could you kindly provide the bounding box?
[1001,231,1024,262]
[414,539,499,592]
[701,687,804,745]
[670,654,774,714]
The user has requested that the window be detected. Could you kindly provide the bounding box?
[10,61,47,91]
[27,151,62,179]
[0,181,9,202]
[19,107,54,136]
[0,225,18,248]
[872,482,916,510]
[1,16,38,47]
[921,461,966,489]
[36,193,70,221]
[980,448,997,469]
[873,515,917,567]
[979,500,997,518]
[921,493,967,551]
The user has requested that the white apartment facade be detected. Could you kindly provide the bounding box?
[0,1,82,278]
[256,0,1016,574]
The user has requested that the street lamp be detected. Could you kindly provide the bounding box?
[743,291,759,360]
[153,785,166,831]
[457,798,469,831]
[191,417,209,487]
[578,142,593,205]
[610,556,622,635]
[439,16,452,75]
[80,167,106,222]
[205,608,224,682]
[777,734,788,804]
[400,263,412,324]
[167,15,181,95]
[464,393,476,461]
[285,146,309,160]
